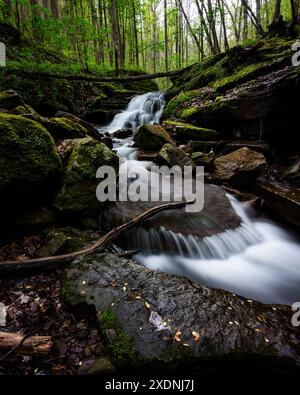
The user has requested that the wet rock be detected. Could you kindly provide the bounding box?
[134,125,176,151]
[137,150,159,162]
[54,137,119,214]
[192,152,215,169]
[157,144,192,168]
[113,129,133,139]
[256,181,300,228]
[214,147,266,186]
[101,136,113,149]
[37,232,67,257]
[102,183,241,248]
[225,141,271,155]
[62,253,300,369]
[163,120,219,143]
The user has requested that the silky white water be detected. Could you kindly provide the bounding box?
[104,92,300,306]
[106,92,165,133]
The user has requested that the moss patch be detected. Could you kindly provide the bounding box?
[54,137,119,213]
[0,113,62,189]
[45,117,88,141]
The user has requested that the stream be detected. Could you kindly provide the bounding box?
[100,92,300,306]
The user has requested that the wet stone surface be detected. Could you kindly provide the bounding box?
[62,253,300,369]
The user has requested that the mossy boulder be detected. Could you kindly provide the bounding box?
[157,144,192,168]
[214,147,266,186]
[134,125,176,151]
[54,137,119,214]
[0,90,24,110]
[163,120,219,142]
[0,113,62,206]
[44,117,88,141]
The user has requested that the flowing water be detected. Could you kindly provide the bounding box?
[103,92,300,305]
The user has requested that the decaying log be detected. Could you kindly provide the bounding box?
[0,331,52,356]
[0,200,194,275]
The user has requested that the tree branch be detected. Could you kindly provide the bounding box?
[0,200,194,275]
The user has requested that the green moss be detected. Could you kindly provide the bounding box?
[0,113,62,189]
[45,117,88,140]
[54,137,119,213]
[98,310,119,330]
[0,90,23,110]
[180,106,199,119]
[164,90,200,119]
[164,120,219,141]
[97,310,138,368]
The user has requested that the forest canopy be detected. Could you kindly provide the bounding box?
[1,1,300,74]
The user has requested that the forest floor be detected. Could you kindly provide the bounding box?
[0,235,104,375]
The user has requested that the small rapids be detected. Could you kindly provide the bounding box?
[104,92,300,306]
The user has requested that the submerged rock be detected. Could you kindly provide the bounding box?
[214,147,266,186]
[134,125,175,151]
[62,253,300,369]
[54,137,119,214]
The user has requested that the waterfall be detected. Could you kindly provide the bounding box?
[103,92,300,306]
[136,199,300,305]
[106,92,165,134]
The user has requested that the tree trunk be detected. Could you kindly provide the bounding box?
[164,0,169,72]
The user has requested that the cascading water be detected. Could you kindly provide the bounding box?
[102,92,300,306]
[107,92,165,134]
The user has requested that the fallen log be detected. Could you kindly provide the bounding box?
[0,331,52,356]
[0,200,194,275]
[16,69,180,83]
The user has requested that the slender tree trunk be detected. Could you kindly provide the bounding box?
[110,0,119,75]
[132,0,139,69]
[164,0,169,71]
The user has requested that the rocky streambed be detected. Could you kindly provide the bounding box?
[1,37,300,375]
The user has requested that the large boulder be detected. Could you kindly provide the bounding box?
[214,147,266,186]
[54,137,119,214]
[0,113,62,207]
[163,120,219,143]
[134,125,175,151]
[157,144,192,168]
[62,253,300,370]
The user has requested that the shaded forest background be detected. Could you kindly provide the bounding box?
[1,0,300,75]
